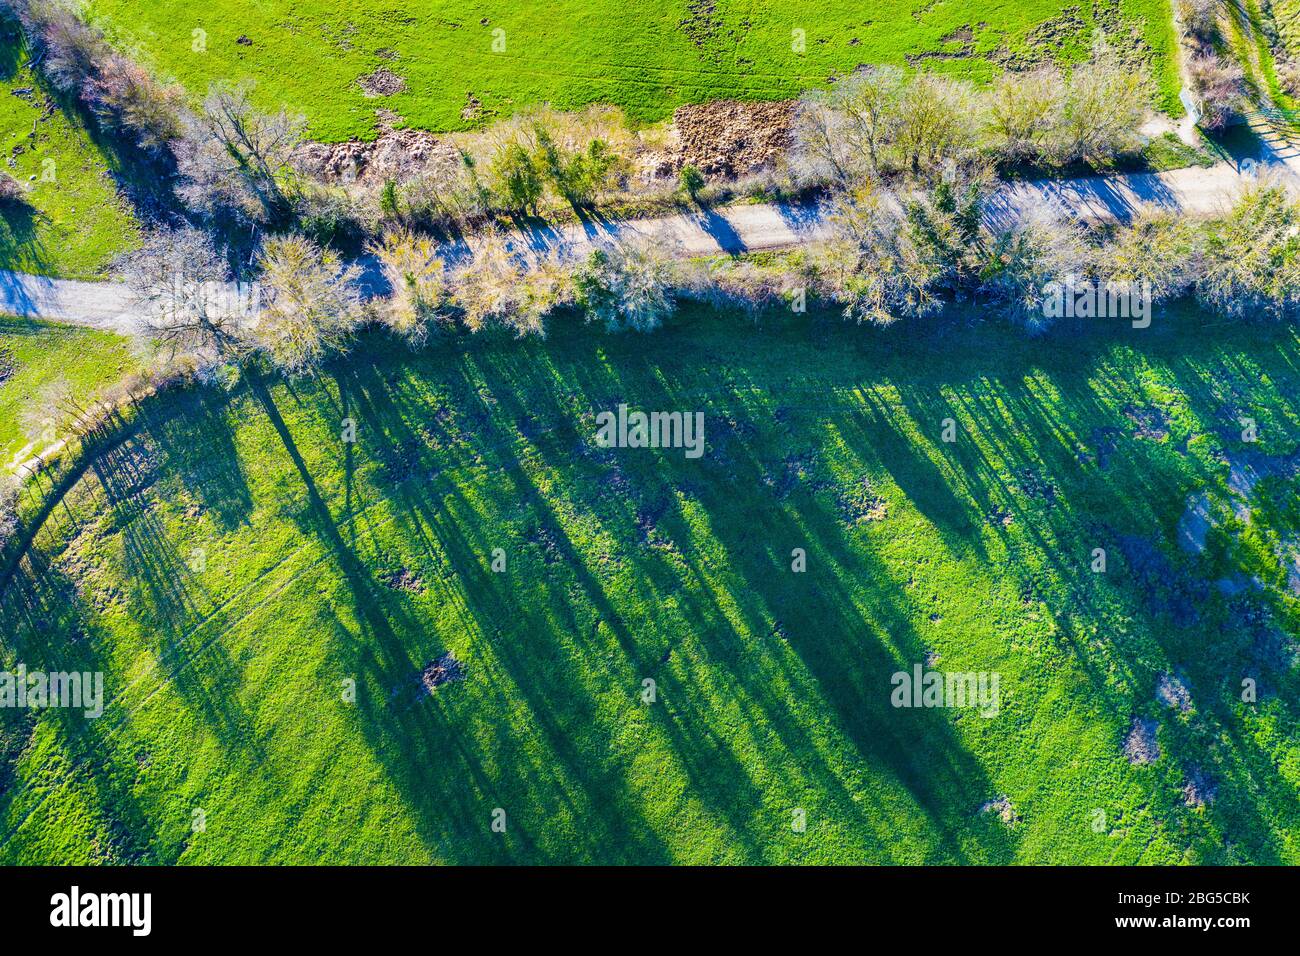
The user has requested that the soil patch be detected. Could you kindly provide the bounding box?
[421,652,465,693]
[358,67,406,97]
[672,99,795,177]
[1124,715,1161,765]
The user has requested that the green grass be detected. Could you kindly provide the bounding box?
[0,301,1297,864]
[0,316,138,465]
[85,0,1181,140]
[0,17,142,279]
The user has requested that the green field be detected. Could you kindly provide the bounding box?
[0,316,139,465]
[85,0,1182,140]
[1,302,1297,864]
[0,17,142,279]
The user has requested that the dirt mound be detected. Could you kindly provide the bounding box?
[1124,716,1160,765]
[979,795,1021,826]
[1155,671,1193,713]
[1182,767,1217,807]
[673,99,795,177]
[295,127,459,184]
[358,67,406,97]
[421,653,465,693]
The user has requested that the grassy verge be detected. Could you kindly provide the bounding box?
[0,316,138,465]
[0,300,1296,864]
[0,16,142,279]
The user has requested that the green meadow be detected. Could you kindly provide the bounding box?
[85,0,1181,140]
[0,17,142,279]
[0,316,139,464]
[1,302,1296,864]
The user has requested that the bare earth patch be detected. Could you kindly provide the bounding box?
[421,653,465,693]
[673,99,794,177]
[1124,716,1161,765]
[358,67,406,97]
[1155,671,1193,713]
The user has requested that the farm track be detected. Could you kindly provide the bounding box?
[1,158,1291,338]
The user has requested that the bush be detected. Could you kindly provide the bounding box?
[574,236,679,332]
[1178,0,1221,49]
[488,141,544,215]
[979,197,1087,333]
[0,475,18,552]
[679,164,705,201]
[985,69,1064,163]
[1188,54,1246,130]
[1197,175,1300,321]
[0,170,29,206]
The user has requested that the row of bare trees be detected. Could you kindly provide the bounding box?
[794,46,1150,185]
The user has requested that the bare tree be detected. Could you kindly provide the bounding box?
[979,196,1087,332]
[450,230,572,336]
[1056,45,1146,165]
[893,73,977,178]
[176,81,306,223]
[985,68,1065,163]
[124,228,245,358]
[793,66,905,182]
[574,235,680,332]
[1095,205,1200,302]
[369,229,450,344]
[246,235,362,374]
[811,182,946,325]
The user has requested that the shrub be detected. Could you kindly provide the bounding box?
[574,236,679,332]
[488,141,544,215]
[1188,54,1246,130]
[0,170,29,205]
[1178,0,1221,49]
[0,475,18,552]
[679,164,705,201]
[979,196,1087,333]
[1196,175,1300,321]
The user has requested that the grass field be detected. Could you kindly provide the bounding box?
[0,316,139,465]
[1,301,1296,864]
[0,17,142,279]
[85,0,1182,140]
